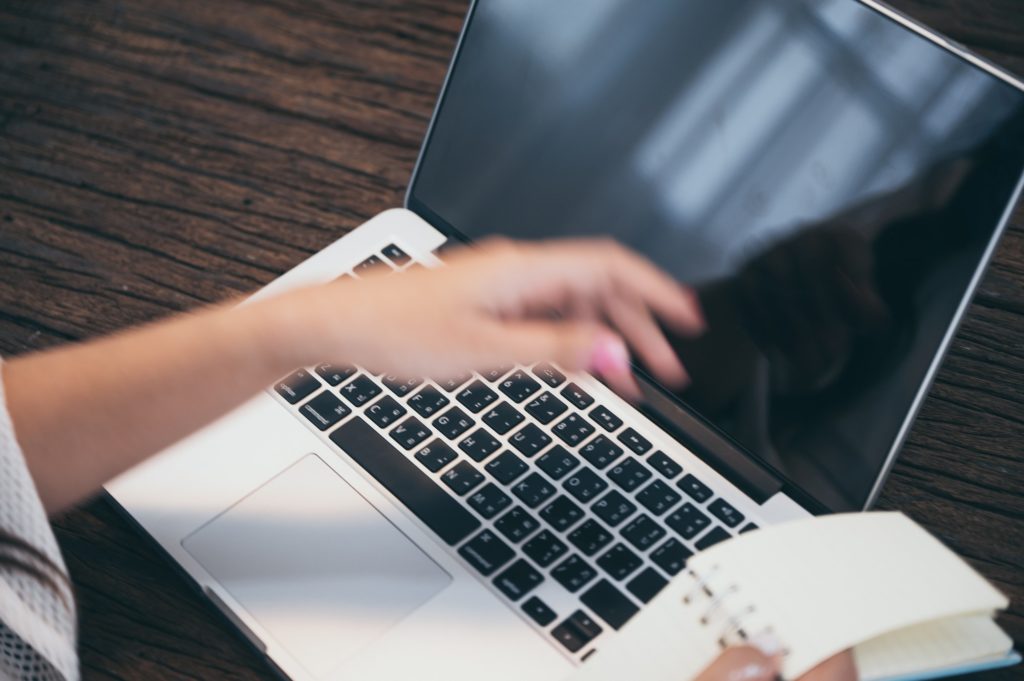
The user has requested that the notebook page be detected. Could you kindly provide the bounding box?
[854,614,1012,681]
[565,570,723,681]
[687,512,1008,678]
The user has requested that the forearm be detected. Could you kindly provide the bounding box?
[3,294,305,514]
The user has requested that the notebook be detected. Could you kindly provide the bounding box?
[567,512,1019,681]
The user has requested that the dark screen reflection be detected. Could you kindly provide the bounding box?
[412,0,1024,510]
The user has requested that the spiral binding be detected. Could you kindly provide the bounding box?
[682,565,789,654]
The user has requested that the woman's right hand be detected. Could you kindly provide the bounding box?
[273,238,706,401]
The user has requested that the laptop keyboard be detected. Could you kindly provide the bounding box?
[271,243,760,658]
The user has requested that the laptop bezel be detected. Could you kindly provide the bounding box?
[403,0,1024,514]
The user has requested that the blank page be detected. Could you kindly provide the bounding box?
[854,615,1012,681]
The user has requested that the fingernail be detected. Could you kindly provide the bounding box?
[727,661,777,681]
[748,632,784,658]
[588,335,630,376]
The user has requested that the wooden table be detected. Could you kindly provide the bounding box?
[1,1,1022,678]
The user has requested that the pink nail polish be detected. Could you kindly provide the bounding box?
[589,336,630,375]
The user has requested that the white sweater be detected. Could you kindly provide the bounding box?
[0,362,78,681]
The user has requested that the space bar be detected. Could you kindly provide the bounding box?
[329,416,481,546]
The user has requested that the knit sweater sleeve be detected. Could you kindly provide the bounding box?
[0,359,78,681]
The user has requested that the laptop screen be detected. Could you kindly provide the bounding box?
[409,0,1024,511]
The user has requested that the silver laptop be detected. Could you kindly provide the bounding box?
[105,1,1024,680]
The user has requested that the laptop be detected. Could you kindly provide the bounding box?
[105,1,1024,680]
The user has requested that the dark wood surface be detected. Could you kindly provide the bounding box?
[0,1,1022,678]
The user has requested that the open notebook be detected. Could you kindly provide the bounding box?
[567,513,1018,681]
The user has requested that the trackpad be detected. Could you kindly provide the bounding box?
[183,454,451,678]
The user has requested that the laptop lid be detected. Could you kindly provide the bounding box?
[405,0,1024,513]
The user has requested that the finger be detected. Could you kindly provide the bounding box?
[474,319,605,371]
[477,320,645,403]
[798,650,857,681]
[568,240,707,335]
[589,331,644,403]
[694,646,779,681]
[485,240,706,337]
[604,293,689,389]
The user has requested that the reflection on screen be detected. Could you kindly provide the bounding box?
[412,0,1024,510]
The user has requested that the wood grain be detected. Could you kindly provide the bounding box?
[0,1,1021,679]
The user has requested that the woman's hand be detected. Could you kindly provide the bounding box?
[694,647,856,681]
[7,237,701,512]
[276,238,705,400]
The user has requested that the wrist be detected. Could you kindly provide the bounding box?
[242,286,355,372]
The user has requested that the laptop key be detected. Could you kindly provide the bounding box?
[550,627,586,654]
[695,526,732,551]
[581,579,639,630]
[740,522,759,534]
[493,559,544,601]
[499,370,542,402]
[617,428,652,455]
[596,543,643,581]
[275,369,321,404]
[552,413,595,447]
[414,439,458,473]
[458,428,501,462]
[389,416,431,450]
[665,502,711,540]
[482,402,524,435]
[648,451,682,479]
[457,379,499,413]
[551,611,599,653]
[434,407,474,440]
[568,519,613,556]
[355,254,385,272]
[592,490,637,527]
[339,374,381,407]
[314,363,356,386]
[438,372,473,392]
[381,374,421,398]
[381,243,410,266]
[524,392,568,425]
[299,391,350,431]
[560,382,594,409]
[329,417,480,545]
[607,458,653,492]
[512,472,556,508]
[563,468,608,503]
[589,406,623,432]
[509,423,552,458]
[708,498,745,527]
[441,461,485,496]
[523,529,568,567]
[650,537,693,575]
[536,445,579,480]
[636,479,682,515]
[366,395,407,429]
[678,473,713,503]
[482,364,513,382]
[626,567,668,603]
[459,529,514,576]
[552,555,598,593]
[620,514,666,551]
[408,385,450,418]
[485,451,529,484]
[532,363,566,387]
[468,483,513,519]
[579,435,624,469]
[540,495,585,532]
[522,596,557,627]
[494,506,539,543]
